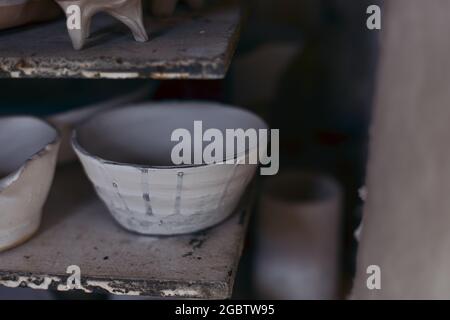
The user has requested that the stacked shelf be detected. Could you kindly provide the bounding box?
[0,1,250,299]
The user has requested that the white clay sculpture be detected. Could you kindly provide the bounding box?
[56,0,148,50]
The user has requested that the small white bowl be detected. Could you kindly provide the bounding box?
[0,116,60,252]
[72,102,267,235]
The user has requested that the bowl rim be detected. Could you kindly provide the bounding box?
[71,101,268,170]
[0,115,61,191]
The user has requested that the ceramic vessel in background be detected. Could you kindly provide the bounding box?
[72,102,267,235]
[0,117,60,252]
[151,0,204,17]
[255,171,342,300]
[47,84,150,164]
[56,0,148,50]
[0,0,61,30]
[0,79,152,164]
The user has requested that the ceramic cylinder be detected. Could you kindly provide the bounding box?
[255,171,342,299]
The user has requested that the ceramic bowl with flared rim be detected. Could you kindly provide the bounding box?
[0,116,61,252]
[72,101,268,235]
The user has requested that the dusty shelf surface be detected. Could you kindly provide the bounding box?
[0,1,242,79]
[0,164,253,299]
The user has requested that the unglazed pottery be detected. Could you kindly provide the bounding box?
[151,0,204,17]
[72,102,267,235]
[56,0,148,50]
[0,117,60,252]
[255,172,342,299]
[0,0,61,30]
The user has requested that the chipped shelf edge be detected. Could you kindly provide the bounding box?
[0,271,230,299]
[0,59,228,80]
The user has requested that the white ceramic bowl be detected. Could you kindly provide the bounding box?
[72,102,267,235]
[0,116,60,252]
